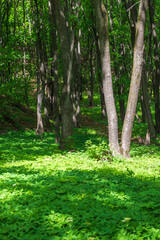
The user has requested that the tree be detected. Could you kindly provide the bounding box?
[149,0,160,133]
[51,0,74,144]
[49,0,60,143]
[141,54,156,140]
[34,0,45,135]
[121,0,148,157]
[94,0,120,155]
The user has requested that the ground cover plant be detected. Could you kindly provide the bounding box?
[1,0,160,238]
[1,125,160,239]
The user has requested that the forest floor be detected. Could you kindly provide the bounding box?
[0,95,107,134]
[0,95,149,144]
[0,95,37,133]
[1,95,160,239]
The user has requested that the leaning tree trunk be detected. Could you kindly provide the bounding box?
[121,0,148,157]
[94,0,120,155]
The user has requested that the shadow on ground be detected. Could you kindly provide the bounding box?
[0,130,160,239]
[0,165,160,239]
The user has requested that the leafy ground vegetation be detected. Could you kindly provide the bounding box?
[0,96,160,239]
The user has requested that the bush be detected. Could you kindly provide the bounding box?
[85,138,114,162]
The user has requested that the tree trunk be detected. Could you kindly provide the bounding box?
[34,0,45,135]
[95,34,106,120]
[121,0,148,157]
[118,85,125,125]
[86,33,94,107]
[149,0,160,133]
[0,0,2,46]
[49,0,60,143]
[94,0,120,155]
[52,0,73,143]
[142,56,156,139]
[36,47,44,135]
[22,0,28,105]
[75,30,82,127]
[72,31,81,128]
[89,40,94,107]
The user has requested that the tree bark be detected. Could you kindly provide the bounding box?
[89,39,94,107]
[0,0,2,46]
[49,0,60,143]
[121,0,148,157]
[34,0,46,135]
[75,30,82,127]
[95,33,106,120]
[72,31,81,128]
[86,33,94,107]
[52,0,73,143]
[22,0,28,105]
[140,93,146,123]
[141,56,156,139]
[118,85,125,125]
[94,0,120,155]
[36,46,44,135]
[149,0,160,133]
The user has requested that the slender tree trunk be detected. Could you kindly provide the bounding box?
[36,46,44,135]
[0,0,2,46]
[140,93,146,123]
[95,34,106,120]
[75,30,82,127]
[121,0,148,157]
[86,34,94,107]
[94,0,120,155]
[108,1,127,125]
[6,0,11,82]
[0,0,2,84]
[149,1,160,133]
[118,85,125,124]
[34,0,45,135]
[141,56,156,139]
[72,32,81,128]
[23,0,28,105]
[89,40,94,107]
[42,42,51,131]
[49,0,60,143]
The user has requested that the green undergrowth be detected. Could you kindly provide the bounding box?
[81,92,149,138]
[81,93,107,125]
[0,130,160,239]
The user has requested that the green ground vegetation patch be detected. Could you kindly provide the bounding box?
[0,131,160,239]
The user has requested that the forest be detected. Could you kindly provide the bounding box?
[0,0,160,239]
